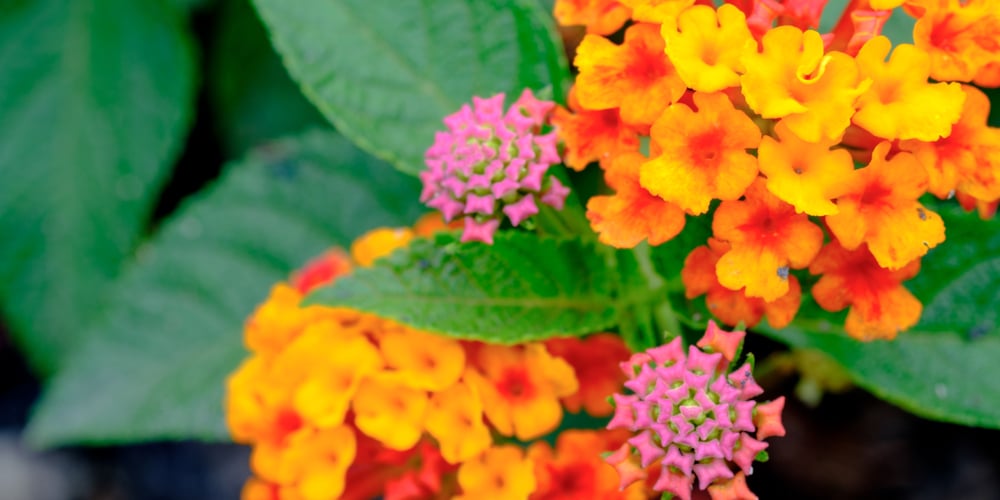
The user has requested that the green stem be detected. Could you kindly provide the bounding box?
[632,243,681,342]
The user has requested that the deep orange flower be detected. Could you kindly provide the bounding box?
[465,343,578,441]
[682,238,801,329]
[825,142,946,270]
[758,121,855,216]
[911,0,1000,82]
[741,26,869,142]
[640,92,762,215]
[712,179,824,301]
[619,0,696,23]
[587,152,687,248]
[528,429,647,500]
[901,85,1000,203]
[810,241,922,341]
[853,36,965,141]
[544,334,631,417]
[575,23,687,126]
[552,87,641,171]
[662,4,754,92]
[554,0,631,35]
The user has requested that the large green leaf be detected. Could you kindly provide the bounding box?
[210,0,325,156]
[26,130,425,446]
[252,0,570,175]
[307,232,644,342]
[759,204,1000,428]
[0,0,197,374]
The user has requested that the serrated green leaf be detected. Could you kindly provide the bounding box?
[307,232,631,342]
[210,0,325,156]
[759,204,1000,428]
[252,0,570,175]
[0,0,197,374]
[26,130,424,447]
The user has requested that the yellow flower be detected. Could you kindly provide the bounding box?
[456,445,536,500]
[853,36,965,141]
[662,4,754,93]
[758,121,855,216]
[424,379,493,463]
[350,227,415,267]
[352,375,429,450]
[741,26,869,142]
[379,326,466,391]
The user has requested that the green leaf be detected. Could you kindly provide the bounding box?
[307,232,627,343]
[26,130,425,446]
[252,0,570,175]
[759,204,1000,428]
[0,0,197,374]
[210,0,325,156]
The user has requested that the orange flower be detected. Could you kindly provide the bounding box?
[758,121,855,216]
[456,446,536,500]
[528,429,647,500]
[911,0,1000,82]
[553,0,631,35]
[587,152,687,247]
[707,472,758,500]
[682,238,801,329]
[544,334,631,417]
[352,375,429,451]
[810,241,922,341]
[901,85,1000,203]
[825,142,945,270]
[712,179,824,301]
[575,23,686,126]
[552,87,641,171]
[662,4,754,92]
[741,26,869,142]
[465,343,579,440]
[640,92,762,215]
[853,36,965,141]
[255,425,357,500]
[619,0,696,24]
[243,284,347,358]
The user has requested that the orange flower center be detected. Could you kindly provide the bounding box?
[497,368,536,401]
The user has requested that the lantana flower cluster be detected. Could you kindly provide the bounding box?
[421,90,570,244]
[552,0,1000,340]
[606,321,786,500]
[226,217,659,500]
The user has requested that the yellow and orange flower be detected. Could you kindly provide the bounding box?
[712,178,824,301]
[553,0,631,35]
[741,26,869,142]
[575,23,686,126]
[757,121,855,216]
[662,4,755,93]
[901,85,1000,203]
[619,0,696,24]
[911,0,1000,83]
[825,142,946,270]
[465,343,579,441]
[552,88,641,171]
[683,238,802,329]
[640,91,762,215]
[455,446,537,500]
[810,241,922,340]
[587,152,687,248]
[853,36,965,141]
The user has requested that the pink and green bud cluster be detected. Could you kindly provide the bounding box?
[421,90,569,244]
[605,321,786,500]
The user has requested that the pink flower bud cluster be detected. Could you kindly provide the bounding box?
[421,90,570,244]
[606,322,786,500]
